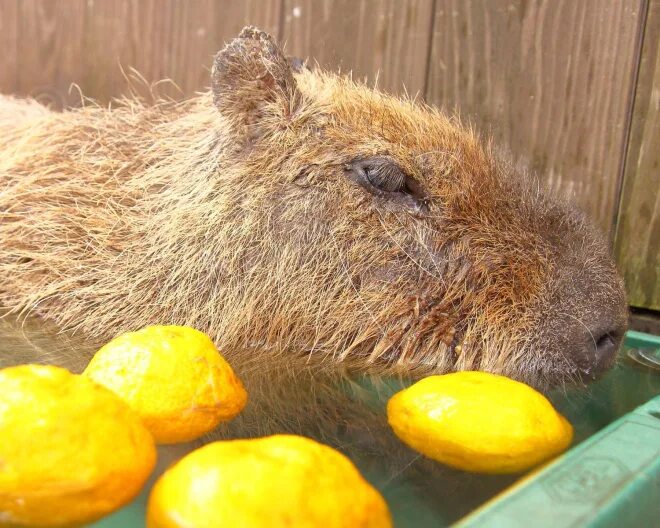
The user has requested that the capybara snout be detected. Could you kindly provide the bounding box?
[0,27,627,387]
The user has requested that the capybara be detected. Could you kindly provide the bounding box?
[0,27,627,388]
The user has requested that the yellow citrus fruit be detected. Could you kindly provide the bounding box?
[387,371,573,474]
[147,434,392,528]
[83,325,247,444]
[0,364,156,527]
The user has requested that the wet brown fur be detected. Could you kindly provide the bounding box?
[0,28,626,388]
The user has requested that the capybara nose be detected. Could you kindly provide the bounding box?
[581,327,624,380]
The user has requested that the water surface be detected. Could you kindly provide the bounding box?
[0,315,657,527]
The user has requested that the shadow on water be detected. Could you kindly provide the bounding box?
[0,314,657,527]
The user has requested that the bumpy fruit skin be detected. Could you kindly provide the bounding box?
[83,325,247,444]
[0,364,156,527]
[147,435,392,528]
[387,372,573,474]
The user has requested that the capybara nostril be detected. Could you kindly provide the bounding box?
[583,328,624,379]
[595,332,617,358]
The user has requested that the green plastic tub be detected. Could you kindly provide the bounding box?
[0,317,658,527]
[457,395,660,527]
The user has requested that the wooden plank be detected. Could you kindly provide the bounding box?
[425,0,644,236]
[0,0,19,93]
[615,0,660,310]
[82,0,187,103]
[83,0,282,104]
[16,0,87,108]
[281,0,434,98]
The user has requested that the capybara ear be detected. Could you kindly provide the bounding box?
[212,26,302,133]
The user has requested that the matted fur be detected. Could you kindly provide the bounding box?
[0,28,626,388]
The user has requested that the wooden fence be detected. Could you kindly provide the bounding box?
[0,0,658,310]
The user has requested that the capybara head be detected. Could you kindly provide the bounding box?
[0,27,627,387]
[208,27,627,386]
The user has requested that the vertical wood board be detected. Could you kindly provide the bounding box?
[615,0,660,310]
[82,0,282,103]
[426,0,644,236]
[281,0,434,98]
[0,0,19,93]
[3,0,281,106]
[16,0,87,108]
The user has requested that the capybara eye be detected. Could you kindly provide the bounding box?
[363,159,406,192]
[345,157,428,214]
